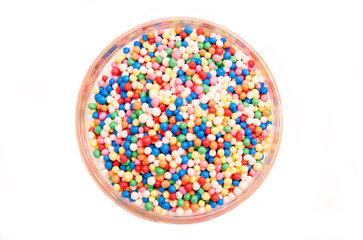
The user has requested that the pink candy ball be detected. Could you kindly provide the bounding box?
[148,73,156,80]
[99,112,107,120]
[212,54,221,62]
[168,40,175,48]
[235,68,242,75]
[175,78,182,85]
[200,160,208,169]
[151,98,160,107]
[209,76,217,85]
[237,104,244,111]
[195,86,204,95]
[261,130,269,137]
[249,168,258,177]
[152,62,160,70]
[115,138,122,145]
[216,173,224,180]
[209,62,216,70]
[179,187,187,195]
[260,94,268,102]
[101,149,109,156]
[171,49,182,60]
[175,85,184,93]
[185,80,193,88]
[97,137,104,144]
[97,80,104,87]
[208,189,216,195]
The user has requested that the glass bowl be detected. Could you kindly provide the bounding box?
[76,17,282,223]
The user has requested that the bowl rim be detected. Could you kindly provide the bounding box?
[76,16,283,224]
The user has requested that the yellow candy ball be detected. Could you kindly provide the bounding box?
[119,147,125,154]
[148,130,156,136]
[115,53,126,64]
[211,127,219,135]
[207,114,215,121]
[93,87,99,94]
[221,188,229,196]
[235,161,242,168]
[144,55,151,62]
[201,192,211,201]
[191,151,200,159]
[112,166,120,174]
[202,66,210,72]
[159,115,168,123]
[241,165,249,174]
[143,42,150,49]
[253,162,263,171]
[205,204,212,212]
[151,189,158,197]
[154,206,162,214]
[207,164,215,172]
[135,175,143,183]
[180,106,188,112]
[130,74,137,82]
[163,97,171,105]
[169,137,177,145]
[123,172,133,182]
[254,152,263,160]
[109,152,118,161]
[163,191,170,199]
[133,69,140,76]
[235,142,243,149]
[216,108,224,116]
[217,149,225,157]
[193,164,200,172]
[233,153,240,160]
[89,139,98,148]
[158,154,166,161]
[132,119,139,126]
[113,184,120,192]
[169,161,177,169]
[149,164,156,172]
[153,124,160,131]
[194,108,204,118]
[187,120,195,128]
[198,200,205,207]
[189,32,197,40]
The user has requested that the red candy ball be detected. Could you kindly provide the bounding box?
[198,71,207,80]
[248,60,255,68]
[202,139,210,147]
[111,67,121,76]
[124,82,132,91]
[196,28,204,36]
[141,165,149,173]
[102,75,108,81]
[198,177,206,185]
[188,61,196,69]
[141,135,152,146]
[119,155,128,163]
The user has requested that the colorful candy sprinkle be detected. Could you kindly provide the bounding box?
[87,25,274,216]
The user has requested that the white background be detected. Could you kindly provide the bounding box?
[1,0,363,239]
